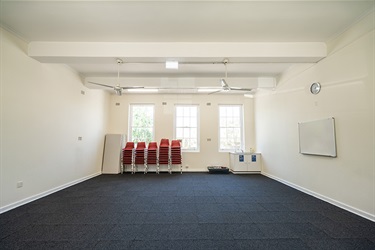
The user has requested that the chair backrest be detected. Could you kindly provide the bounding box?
[160,138,170,147]
[136,142,146,150]
[148,142,158,150]
[124,142,135,150]
[171,140,181,147]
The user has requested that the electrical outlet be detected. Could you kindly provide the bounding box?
[17,181,23,188]
[78,136,83,141]
[185,165,189,169]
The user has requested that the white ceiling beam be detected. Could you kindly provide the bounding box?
[84,76,275,89]
[28,42,326,63]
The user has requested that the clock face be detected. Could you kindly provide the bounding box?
[310,82,321,94]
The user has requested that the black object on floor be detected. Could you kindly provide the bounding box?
[1,173,374,250]
[207,166,230,174]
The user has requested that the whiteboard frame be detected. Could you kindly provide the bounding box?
[298,117,337,157]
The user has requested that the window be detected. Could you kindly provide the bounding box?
[174,105,199,151]
[219,105,243,151]
[129,104,154,143]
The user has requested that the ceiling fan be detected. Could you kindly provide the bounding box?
[88,59,144,95]
[209,59,253,95]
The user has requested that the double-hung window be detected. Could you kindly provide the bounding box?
[219,105,244,151]
[129,104,154,143]
[174,105,199,151]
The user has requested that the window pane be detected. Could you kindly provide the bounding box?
[220,128,227,138]
[183,128,190,138]
[219,105,243,151]
[183,107,189,116]
[233,117,240,127]
[176,128,183,138]
[220,108,226,117]
[176,117,183,127]
[219,118,226,127]
[190,139,197,148]
[174,105,199,151]
[227,117,234,127]
[190,118,197,128]
[130,104,154,143]
[191,128,197,138]
[190,108,197,116]
[176,107,183,116]
[183,117,190,127]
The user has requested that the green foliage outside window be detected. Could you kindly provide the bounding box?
[131,105,154,143]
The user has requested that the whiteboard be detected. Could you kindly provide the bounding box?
[298,117,337,157]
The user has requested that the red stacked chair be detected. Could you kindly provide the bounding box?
[146,142,158,174]
[159,138,170,173]
[122,142,134,173]
[171,140,182,174]
[134,142,146,174]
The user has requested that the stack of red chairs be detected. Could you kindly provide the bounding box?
[146,142,158,174]
[134,142,146,174]
[171,140,182,174]
[122,142,134,173]
[159,138,170,173]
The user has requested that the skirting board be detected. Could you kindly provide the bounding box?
[0,172,101,214]
[231,171,261,174]
[262,171,375,222]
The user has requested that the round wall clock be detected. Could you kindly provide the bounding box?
[310,82,321,94]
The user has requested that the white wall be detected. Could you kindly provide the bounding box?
[0,28,110,212]
[108,94,255,171]
[255,12,374,220]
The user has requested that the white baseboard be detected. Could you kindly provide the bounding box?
[261,171,375,222]
[0,172,102,214]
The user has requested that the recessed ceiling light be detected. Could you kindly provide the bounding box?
[166,60,178,69]
[244,94,254,98]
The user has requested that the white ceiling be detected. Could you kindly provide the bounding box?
[1,0,374,94]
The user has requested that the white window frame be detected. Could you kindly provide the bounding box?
[128,104,155,143]
[174,104,200,152]
[218,104,244,152]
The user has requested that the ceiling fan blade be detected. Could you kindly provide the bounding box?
[121,86,145,89]
[229,87,253,91]
[154,87,198,90]
[208,89,223,95]
[220,79,229,88]
[88,81,114,88]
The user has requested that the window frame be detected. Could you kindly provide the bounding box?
[128,103,155,143]
[174,104,200,152]
[218,104,244,152]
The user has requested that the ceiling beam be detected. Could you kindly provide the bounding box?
[28,42,326,64]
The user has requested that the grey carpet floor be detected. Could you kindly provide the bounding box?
[1,173,374,249]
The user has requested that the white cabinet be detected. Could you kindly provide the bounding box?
[229,152,261,174]
[102,134,125,174]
